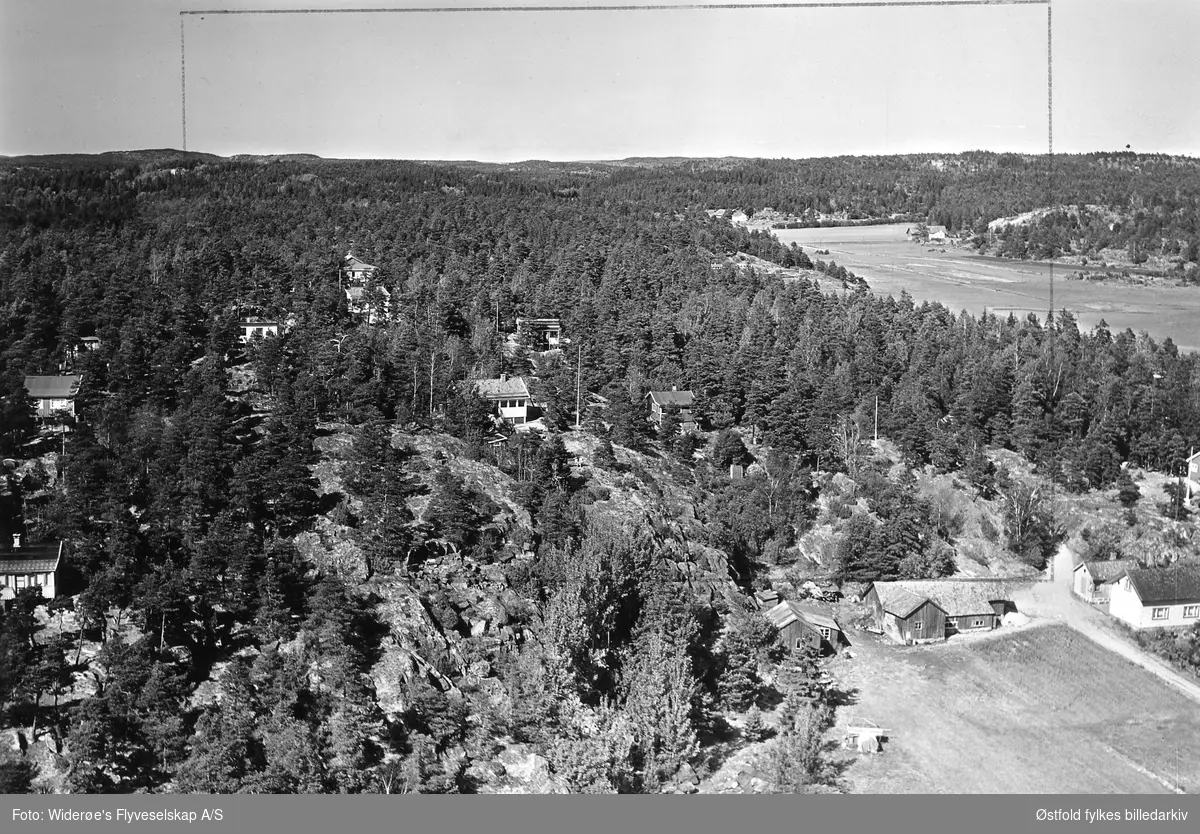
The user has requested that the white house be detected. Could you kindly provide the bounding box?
[23,375,82,419]
[0,537,62,601]
[1108,564,1200,629]
[473,375,533,425]
[1072,559,1139,604]
[1185,450,1200,508]
[237,321,280,343]
[342,252,391,322]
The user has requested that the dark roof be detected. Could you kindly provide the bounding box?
[646,390,696,407]
[0,542,62,574]
[1077,559,1139,584]
[1123,564,1200,605]
[24,375,82,399]
[790,604,841,632]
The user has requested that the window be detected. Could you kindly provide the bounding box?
[794,638,804,649]
[1151,607,1170,621]
[819,628,831,641]
[16,575,27,589]
[972,619,986,628]
[1183,606,1199,619]
[913,621,922,632]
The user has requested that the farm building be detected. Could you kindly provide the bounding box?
[1073,559,1139,604]
[23,375,82,419]
[872,580,1021,637]
[764,600,843,654]
[1108,564,1200,629]
[473,375,533,425]
[865,580,1023,644]
[645,389,697,433]
[0,537,62,602]
[863,584,948,645]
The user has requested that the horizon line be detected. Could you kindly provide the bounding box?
[181,1,1048,16]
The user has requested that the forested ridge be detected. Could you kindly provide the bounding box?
[1,152,1198,794]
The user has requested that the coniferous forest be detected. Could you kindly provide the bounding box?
[1,150,1199,794]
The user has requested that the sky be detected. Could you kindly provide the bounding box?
[1,0,1197,161]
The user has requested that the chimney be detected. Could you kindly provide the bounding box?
[12,533,21,549]
[499,373,508,383]
[671,385,678,392]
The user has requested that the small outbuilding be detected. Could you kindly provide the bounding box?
[764,600,843,654]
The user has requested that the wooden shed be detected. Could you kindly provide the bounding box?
[764,600,843,654]
[863,583,947,645]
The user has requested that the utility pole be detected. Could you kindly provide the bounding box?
[874,396,879,445]
[575,343,582,430]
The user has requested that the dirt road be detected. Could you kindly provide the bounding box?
[1018,544,1200,705]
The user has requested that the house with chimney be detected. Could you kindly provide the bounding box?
[473,375,533,425]
[0,535,62,602]
[24,375,82,420]
[645,388,697,433]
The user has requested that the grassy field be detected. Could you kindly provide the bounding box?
[774,224,1200,352]
[829,624,1200,793]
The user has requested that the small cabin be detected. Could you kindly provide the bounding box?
[0,536,62,602]
[645,389,697,433]
[515,317,564,351]
[237,321,280,343]
[764,600,843,655]
[23,375,82,419]
[473,375,533,425]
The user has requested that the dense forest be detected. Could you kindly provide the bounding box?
[1,151,1199,794]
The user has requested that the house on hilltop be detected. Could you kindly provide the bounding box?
[0,536,62,602]
[645,388,697,433]
[473,375,533,426]
[1108,564,1200,629]
[764,600,843,655]
[1073,559,1139,604]
[24,375,82,420]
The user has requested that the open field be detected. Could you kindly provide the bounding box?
[774,224,1200,352]
[829,623,1200,793]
